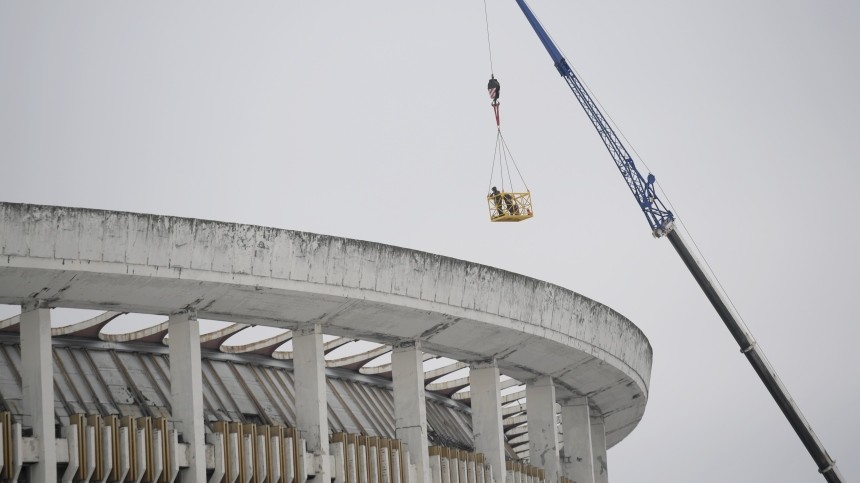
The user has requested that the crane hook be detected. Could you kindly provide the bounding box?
[487,76,501,127]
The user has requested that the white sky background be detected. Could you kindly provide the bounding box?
[1,0,858,481]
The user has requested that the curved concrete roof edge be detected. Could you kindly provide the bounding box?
[0,202,653,447]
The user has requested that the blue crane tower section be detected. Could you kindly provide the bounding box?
[512,1,845,481]
[514,0,675,237]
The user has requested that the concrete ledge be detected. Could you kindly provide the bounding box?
[0,202,652,448]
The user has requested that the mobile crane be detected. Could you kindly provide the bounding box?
[512,1,844,481]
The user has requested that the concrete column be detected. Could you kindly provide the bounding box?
[392,340,430,483]
[590,418,607,483]
[20,301,57,483]
[168,311,206,481]
[526,376,559,483]
[293,323,331,481]
[469,360,505,483]
[560,398,594,483]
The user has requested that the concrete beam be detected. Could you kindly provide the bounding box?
[220,328,291,356]
[20,301,56,483]
[502,402,527,418]
[469,360,506,483]
[51,310,124,337]
[423,361,468,385]
[328,344,391,371]
[322,336,356,355]
[293,323,331,481]
[561,398,594,483]
[452,379,522,403]
[526,377,559,483]
[508,433,529,446]
[275,336,361,361]
[199,323,249,350]
[0,312,20,332]
[392,340,430,483]
[503,415,528,432]
[505,425,529,438]
[360,353,435,378]
[104,319,168,343]
[168,311,206,481]
[425,376,471,397]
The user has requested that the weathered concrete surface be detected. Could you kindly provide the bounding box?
[526,377,560,483]
[294,323,332,482]
[561,398,594,483]
[20,302,57,483]
[0,203,652,447]
[591,419,608,483]
[168,312,206,482]
[470,360,506,483]
[392,341,431,483]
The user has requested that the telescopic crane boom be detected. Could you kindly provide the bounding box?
[512,1,844,481]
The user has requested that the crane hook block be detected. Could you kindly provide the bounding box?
[487,76,500,102]
[487,76,501,126]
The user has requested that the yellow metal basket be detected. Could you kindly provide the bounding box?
[487,191,533,222]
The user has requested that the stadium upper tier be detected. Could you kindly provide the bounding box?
[0,202,651,449]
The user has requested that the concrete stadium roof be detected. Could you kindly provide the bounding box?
[0,202,652,448]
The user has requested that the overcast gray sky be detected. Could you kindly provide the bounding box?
[1,1,858,481]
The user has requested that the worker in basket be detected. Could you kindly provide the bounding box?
[490,186,505,218]
[490,186,520,218]
[504,192,518,215]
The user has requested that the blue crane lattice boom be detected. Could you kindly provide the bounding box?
[515,0,674,237]
[512,1,844,481]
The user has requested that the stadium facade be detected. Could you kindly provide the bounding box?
[0,203,651,483]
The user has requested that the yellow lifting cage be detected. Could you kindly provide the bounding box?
[487,190,533,221]
[486,129,533,223]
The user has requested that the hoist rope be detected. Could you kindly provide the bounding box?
[487,129,529,194]
[500,130,529,191]
[482,0,495,75]
[487,130,502,191]
[502,135,514,191]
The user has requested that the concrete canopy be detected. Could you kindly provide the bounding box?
[0,202,652,447]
